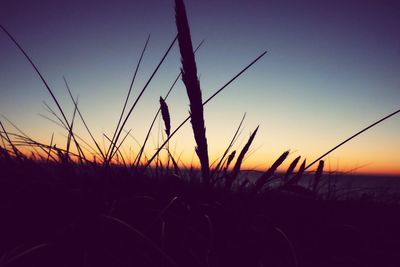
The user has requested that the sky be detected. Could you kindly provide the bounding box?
[0,0,399,175]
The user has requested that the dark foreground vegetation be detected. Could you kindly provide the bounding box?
[1,153,400,267]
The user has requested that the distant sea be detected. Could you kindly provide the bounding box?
[238,170,400,197]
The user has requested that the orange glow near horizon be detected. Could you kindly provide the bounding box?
[7,140,399,177]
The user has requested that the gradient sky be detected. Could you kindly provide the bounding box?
[1,0,399,175]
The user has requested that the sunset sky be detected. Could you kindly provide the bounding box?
[1,0,399,175]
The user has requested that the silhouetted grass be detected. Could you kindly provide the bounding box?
[226,126,259,190]
[175,0,210,185]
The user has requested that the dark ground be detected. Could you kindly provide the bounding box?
[1,157,400,267]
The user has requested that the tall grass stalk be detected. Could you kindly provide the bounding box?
[175,0,210,185]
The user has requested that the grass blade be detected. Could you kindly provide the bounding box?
[3,243,49,266]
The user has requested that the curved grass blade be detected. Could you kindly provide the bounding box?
[101,215,178,267]
[2,243,49,266]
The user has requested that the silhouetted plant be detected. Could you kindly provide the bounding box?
[175,0,210,185]
[226,126,259,190]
